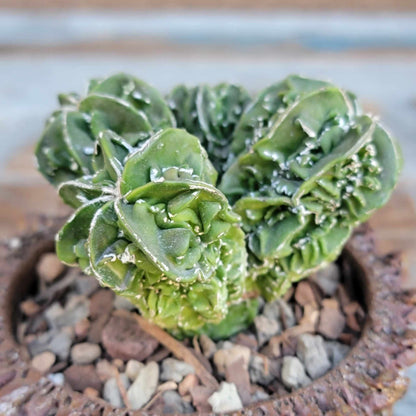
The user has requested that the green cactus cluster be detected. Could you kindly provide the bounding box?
[36,73,401,338]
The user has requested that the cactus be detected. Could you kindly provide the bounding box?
[220,75,402,299]
[167,83,251,177]
[36,73,401,337]
[36,73,175,187]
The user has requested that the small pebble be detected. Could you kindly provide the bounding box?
[47,372,65,386]
[103,375,130,408]
[127,361,159,410]
[89,290,114,320]
[213,343,251,376]
[71,342,101,365]
[96,359,117,382]
[102,314,159,361]
[281,356,311,389]
[161,358,195,383]
[125,359,144,381]
[208,382,243,413]
[84,387,99,399]
[74,274,99,296]
[163,390,194,414]
[311,263,340,296]
[74,318,90,339]
[64,364,102,392]
[36,253,65,283]
[297,334,331,379]
[31,351,55,374]
[20,299,41,317]
[254,315,281,347]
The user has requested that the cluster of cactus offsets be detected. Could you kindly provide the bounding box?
[36,73,402,337]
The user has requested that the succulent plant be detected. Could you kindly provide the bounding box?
[220,75,402,300]
[167,83,251,177]
[54,128,252,337]
[35,73,175,187]
[36,73,401,337]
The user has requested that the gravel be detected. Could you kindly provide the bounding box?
[18,257,362,413]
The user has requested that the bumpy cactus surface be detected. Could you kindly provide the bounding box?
[220,75,402,299]
[167,83,251,177]
[36,73,401,337]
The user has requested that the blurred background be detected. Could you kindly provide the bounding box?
[0,0,415,412]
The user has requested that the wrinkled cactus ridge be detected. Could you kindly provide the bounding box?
[220,76,402,299]
[36,73,175,187]
[36,73,401,337]
[167,83,251,177]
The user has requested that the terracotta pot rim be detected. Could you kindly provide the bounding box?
[0,218,415,415]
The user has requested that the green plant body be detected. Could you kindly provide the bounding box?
[35,73,402,337]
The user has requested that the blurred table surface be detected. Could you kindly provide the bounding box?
[0,9,416,413]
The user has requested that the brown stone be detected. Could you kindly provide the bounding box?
[102,314,159,361]
[74,317,90,339]
[87,313,110,344]
[234,333,258,351]
[295,281,318,307]
[225,357,251,405]
[64,364,102,393]
[318,299,346,339]
[178,373,199,396]
[83,387,99,399]
[36,252,65,283]
[89,289,114,320]
[190,385,215,413]
[95,359,117,382]
[20,299,41,317]
[31,351,55,374]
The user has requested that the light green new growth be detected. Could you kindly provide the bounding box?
[35,73,401,337]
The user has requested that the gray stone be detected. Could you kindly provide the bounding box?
[163,390,194,414]
[45,296,89,329]
[251,388,270,403]
[254,315,281,347]
[213,343,251,376]
[127,361,159,410]
[199,334,217,359]
[44,302,65,328]
[262,301,281,322]
[114,295,136,311]
[103,374,130,408]
[125,359,144,381]
[161,358,195,383]
[208,382,243,413]
[297,334,331,379]
[281,356,311,389]
[310,263,340,296]
[28,329,73,361]
[74,274,99,296]
[71,342,101,365]
[277,299,296,328]
[263,299,296,329]
[249,355,279,385]
[324,341,350,366]
[47,373,65,386]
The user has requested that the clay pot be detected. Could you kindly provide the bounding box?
[0,219,415,415]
